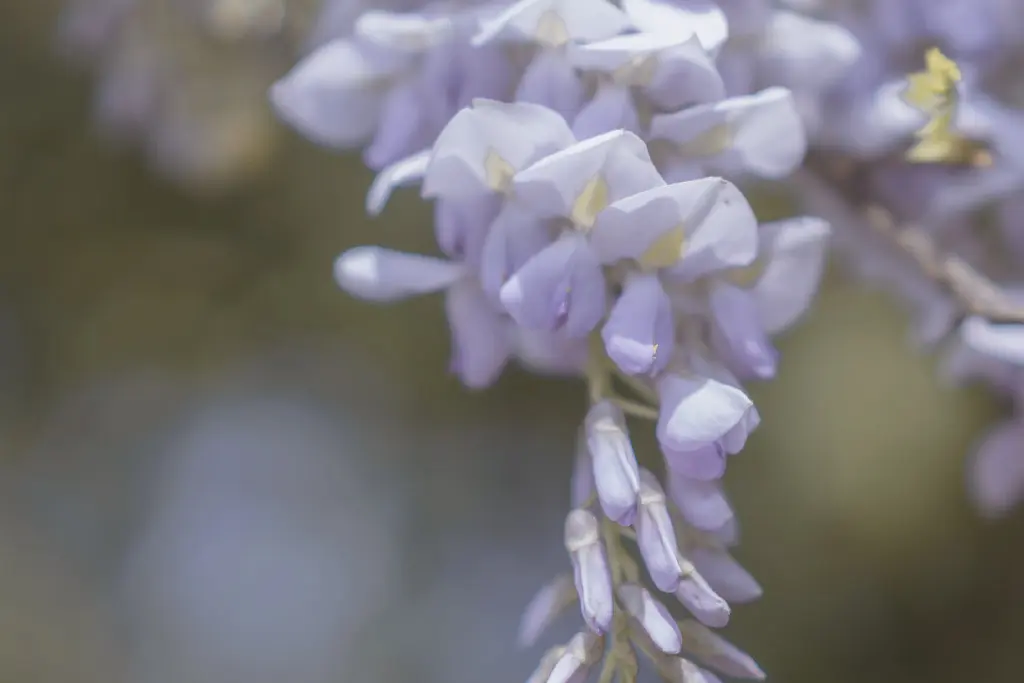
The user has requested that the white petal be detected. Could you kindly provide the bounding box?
[473,0,630,47]
[479,201,553,304]
[688,546,762,603]
[759,12,861,92]
[334,247,464,301]
[500,234,607,338]
[617,584,682,654]
[621,0,728,53]
[592,179,751,266]
[567,32,724,109]
[961,317,1024,366]
[513,130,664,222]
[586,401,641,525]
[601,273,675,376]
[366,149,431,215]
[709,283,778,380]
[445,280,511,389]
[364,81,430,170]
[424,98,576,200]
[678,620,765,680]
[513,328,589,376]
[669,475,733,532]
[270,40,403,148]
[650,87,806,180]
[354,10,454,52]
[622,179,757,280]
[747,216,830,335]
[820,80,922,156]
[515,51,587,122]
[656,373,754,453]
[715,0,772,37]
[571,85,640,140]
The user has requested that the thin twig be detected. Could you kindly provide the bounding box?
[610,396,660,421]
[793,165,1024,326]
[862,204,1024,324]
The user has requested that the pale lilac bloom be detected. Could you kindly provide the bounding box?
[616,583,682,654]
[633,470,686,592]
[566,31,725,139]
[272,5,513,169]
[528,631,604,683]
[677,619,766,680]
[745,217,832,336]
[571,429,596,509]
[678,523,763,603]
[700,215,831,380]
[271,18,436,150]
[277,0,833,678]
[473,0,630,120]
[649,87,807,183]
[634,471,730,627]
[518,574,578,648]
[668,473,734,533]
[584,400,641,525]
[664,657,722,683]
[513,327,590,376]
[946,313,1024,516]
[620,0,729,54]
[333,247,511,388]
[597,177,759,376]
[563,509,615,633]
[716,8,860,137]
[367,98,575,266]
[499,130,666,337]
[505,130,761,360]
[706,284,780,381]
[424,99,574,276]
[602,272,676,376]
[656,354,759,481]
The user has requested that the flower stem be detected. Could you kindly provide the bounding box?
[609,397,659,421]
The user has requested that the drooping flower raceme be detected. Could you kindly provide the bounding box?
[271,0,834,680]
[54,0,1024,674]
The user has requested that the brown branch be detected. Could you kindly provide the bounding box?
[861,205,1024,324]
[796,159,1024,326]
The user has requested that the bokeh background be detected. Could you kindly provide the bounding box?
[0,3,1021,683]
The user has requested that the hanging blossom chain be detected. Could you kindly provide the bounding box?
[263,0,1024,677]
[267,0,838,679]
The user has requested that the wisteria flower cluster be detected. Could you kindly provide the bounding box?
[55,0,1024,677]
[269,0,837,679]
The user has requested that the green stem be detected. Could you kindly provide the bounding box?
[609,397,660,421]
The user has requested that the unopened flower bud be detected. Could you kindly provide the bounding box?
[564,509,614,633]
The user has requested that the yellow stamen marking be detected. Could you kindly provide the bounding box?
[571,175,609,230]
[638,226,686,270]
[535,10,570,49]
[611,54,659,87]
[726,257,768,288]
[675,123,734,159]
[484,148,516,193]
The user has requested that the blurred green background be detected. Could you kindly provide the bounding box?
[0,3,1021,683]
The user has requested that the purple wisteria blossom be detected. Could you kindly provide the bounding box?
[58,3,1024,673]
[270,0,837,680]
